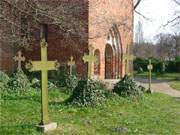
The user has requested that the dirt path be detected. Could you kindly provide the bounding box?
[102,78,180,97]
[135,77,180,97]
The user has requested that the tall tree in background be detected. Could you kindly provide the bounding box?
[135,20,144,44]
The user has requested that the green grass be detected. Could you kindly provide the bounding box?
[1,88,180,135]
[169,81,180,91]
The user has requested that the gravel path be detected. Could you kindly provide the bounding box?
[135,77,180,97]
[102,78,180,97]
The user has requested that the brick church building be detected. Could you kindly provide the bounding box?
[0,0,134,80]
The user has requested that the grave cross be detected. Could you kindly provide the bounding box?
[13,50,25,71]
[123,53,135,75]
[67,56,75,75]
[25,39,60,127]
[83,45,97,78]
[147,59,153,93]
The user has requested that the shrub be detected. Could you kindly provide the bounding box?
[133,57,148,72]
[134,57,180,73]
[49,67,68,87]
[0,71,10,96]
[31,78,56,89]
[67,79,106,106]
[113,75,144,98]
[137,67,144,73]
[65,75,78,93]
[7,70,31,91]
[166,58,180,73]
[0,71,10,85]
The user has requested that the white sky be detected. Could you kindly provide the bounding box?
[134,0,180,42]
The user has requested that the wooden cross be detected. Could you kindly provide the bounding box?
[13,50,25,71]
[123,53,135,75]
[147,59,153,93]
[25,39,60,125]
[67,56,75,75]
[83,45,97,78]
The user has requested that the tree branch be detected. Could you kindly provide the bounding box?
[134,0,143,10]
[135,10,152,22]
[173,0,180,6]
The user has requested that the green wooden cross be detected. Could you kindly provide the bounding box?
[13,50,25,71]
[147,59,153,93]
[123,53,135,75]
[67,56,75,75]
[83,45,97,78]
[25,39,60,125]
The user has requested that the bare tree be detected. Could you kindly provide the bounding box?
[163,0,180,27]
[156,33,180,60]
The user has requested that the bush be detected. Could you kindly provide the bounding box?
[134,57,180,73]
[65,75,78,93]
[137,67,144,73]
[0,71,10,85]
[49,67,68,87]
[67,79,106,106]
[31,78,56,89]
[113,75,144,98]
[7,70,31,91]
[166,58,180,73]
[134,57,148,72]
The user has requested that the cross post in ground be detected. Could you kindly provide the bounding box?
[67,56,75,75]
[83,45,97,78]
[147,59,153,93]
[25,39,60,132]
[123,53,135,75]
[13,50,25,71]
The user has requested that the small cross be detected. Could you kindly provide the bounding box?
[83,45,97,78]
[67,56,75,75]
[147,59,153,93]
[13,50,25,71]
[123,53,135,75]
[26,39,60,126]
[123,54,134,61]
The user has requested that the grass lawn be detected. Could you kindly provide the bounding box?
[0,88,180,135]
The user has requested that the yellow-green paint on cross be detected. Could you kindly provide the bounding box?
[147,59,153,93]
[123,54,135,60]
[13,50,25,71]
[123,53,135,75]
[68,56,75,75]
[83,45,97,78]
[25,39,60,125]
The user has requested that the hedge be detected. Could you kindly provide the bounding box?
[134,57,180,73]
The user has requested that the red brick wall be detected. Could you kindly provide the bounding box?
[1,0,134,79]
[0,44,15,73]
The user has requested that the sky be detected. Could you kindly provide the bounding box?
[134,0,180,43]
